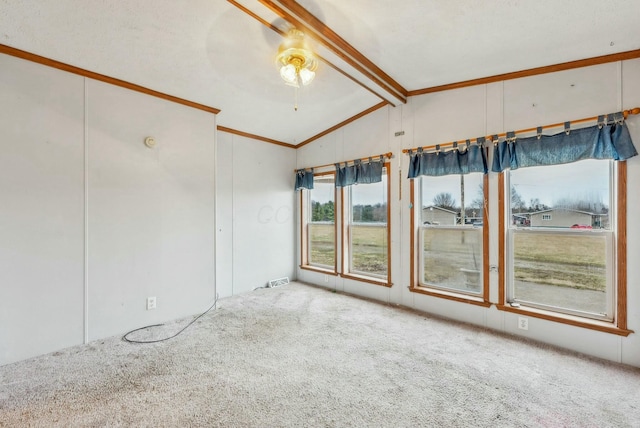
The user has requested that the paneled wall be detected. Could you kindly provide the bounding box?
[0,52,298,366]
[0,54,217,365]
[297,59,640,367]
[0,53,85,365]
[216,132,297,298]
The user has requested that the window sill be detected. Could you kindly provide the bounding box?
[299,265,338,276]
[496,304,633,337]
[410,285,491,307]
[341,273,392,288]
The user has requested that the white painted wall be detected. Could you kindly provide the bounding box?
[0,54,217,365]
[0,54,85,365]
[87,81,216,341]
[297,59,640,367]
[216,133,297,296]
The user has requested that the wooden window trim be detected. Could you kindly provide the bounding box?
[410,170,491,306]
[497,163,632,336]
[300,265,339,276]
[496,303,632,336]
[340,163,391,287]
[340,273,392,288]
[300,171,337,274]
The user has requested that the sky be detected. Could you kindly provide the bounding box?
[310,159,611,209]
[509,159,609,208]
[420,159,610,209]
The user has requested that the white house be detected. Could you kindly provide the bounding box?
[529,209,595,228]
[421,205,458,225]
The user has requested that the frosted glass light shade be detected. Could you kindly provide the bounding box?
[299,68,315,86]
[280,64,297,85]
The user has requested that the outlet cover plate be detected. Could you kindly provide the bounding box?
[518,316,528,330]
[147,297,157,310]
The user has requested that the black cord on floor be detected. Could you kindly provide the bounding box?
[122,297,218,344]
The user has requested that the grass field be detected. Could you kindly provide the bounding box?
[309,223,607,294]
[513,232,606,291]
[350,225,388,276]
[309,224,335,267]
[309,223,387,276]
[422,228,482,291]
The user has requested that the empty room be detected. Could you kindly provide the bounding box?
[1,1,640,426]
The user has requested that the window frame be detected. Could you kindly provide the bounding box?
[299,171,338,276]
[340,162,392,287]
[409,173,491,307]
[507,227,615,321]
[496,162,632,336]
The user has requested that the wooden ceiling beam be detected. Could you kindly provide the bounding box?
[259,0,407,104]
[226,0,395,106]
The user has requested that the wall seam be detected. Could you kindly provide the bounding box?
[231,135,235,296]
[213,114,218,302]
[83,77,89,344]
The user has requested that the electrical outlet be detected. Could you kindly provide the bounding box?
[147,297,156,310]
[324,275,329,283]
[518,316,528,330]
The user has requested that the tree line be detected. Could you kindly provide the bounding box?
[431,185,606,213]
[311,201,387,222]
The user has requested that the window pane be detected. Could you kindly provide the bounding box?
[512,231,608,316]
[308,174,335,268]
[351,224,387,276]
[419,173,484,293]
[348,169,388,278]
[510,160,610,229]
[422,227,482,292]
[309,223,335,267]
[421,174,484,226]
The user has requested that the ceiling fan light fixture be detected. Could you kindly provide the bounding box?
[276,28,318,88]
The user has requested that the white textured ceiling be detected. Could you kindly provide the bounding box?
[1,0,639,145]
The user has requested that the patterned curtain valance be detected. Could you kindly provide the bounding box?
[335,155,384,187]
[407,140,488,178]
[492,114,637,172]
[294,168,314,190]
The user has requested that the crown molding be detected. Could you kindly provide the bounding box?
[217,126,296,148]
[408,49,640,96]
[0,44,221,115]
[297,101,387,148]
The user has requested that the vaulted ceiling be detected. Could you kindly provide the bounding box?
[1,0,639,146]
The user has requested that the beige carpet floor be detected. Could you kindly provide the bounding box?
[1,282,639,427]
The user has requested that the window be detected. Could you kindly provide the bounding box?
[342,165,390,284]
[504,159,621,324]
[412,172,489,303]
[301,172,336,273]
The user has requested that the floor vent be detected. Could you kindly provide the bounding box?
[268,277,290,288]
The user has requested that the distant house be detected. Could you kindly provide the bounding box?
[529,209,598,228]
[421,206,458,225]
[512,213,530,226]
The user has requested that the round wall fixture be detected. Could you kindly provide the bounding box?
[144,137,156,148]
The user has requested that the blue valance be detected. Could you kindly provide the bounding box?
[491,117,637,172]
[295,168,314,190]
[407,140,488,178]
[335,156,384,187]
